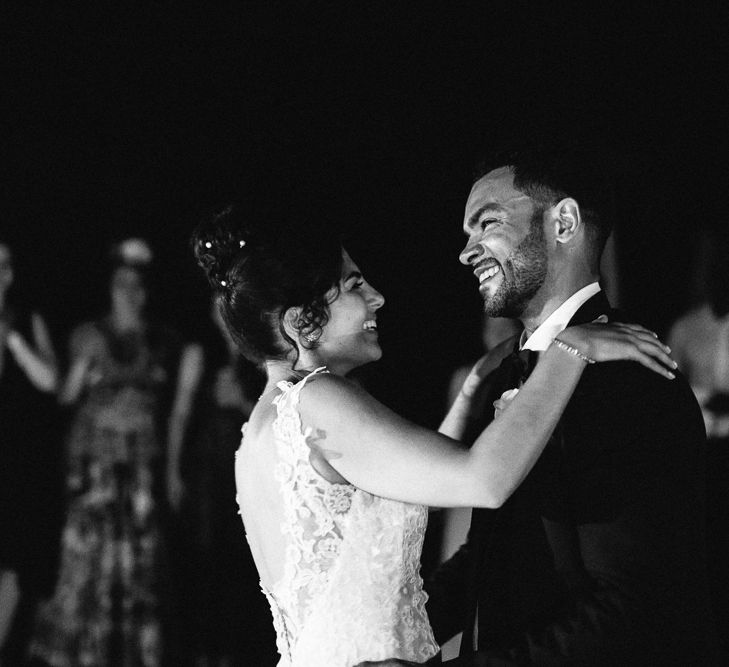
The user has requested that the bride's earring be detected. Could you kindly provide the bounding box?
[304,330,321,343]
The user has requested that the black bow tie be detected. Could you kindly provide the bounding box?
[497,347,539,388]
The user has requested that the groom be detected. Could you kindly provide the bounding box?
[366,147,719,666]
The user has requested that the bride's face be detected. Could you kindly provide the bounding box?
[311,249,385,375]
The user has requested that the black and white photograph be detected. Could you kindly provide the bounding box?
[2,4,727,666]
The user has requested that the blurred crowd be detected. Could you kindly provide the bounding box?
[1,228,727,665]
[0,237,275,667]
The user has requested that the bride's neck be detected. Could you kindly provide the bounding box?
[263,359,300,392]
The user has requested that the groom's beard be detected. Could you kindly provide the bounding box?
[483,210,548,319]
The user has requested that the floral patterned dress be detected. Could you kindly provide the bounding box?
[29,320,179,667]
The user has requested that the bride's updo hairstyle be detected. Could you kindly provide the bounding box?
[192,203,344,364]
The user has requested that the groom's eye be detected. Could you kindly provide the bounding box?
[479,218,500,231]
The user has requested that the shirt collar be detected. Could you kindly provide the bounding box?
[520,282,602,351]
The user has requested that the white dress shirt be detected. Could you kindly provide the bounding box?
[520,282,602,352]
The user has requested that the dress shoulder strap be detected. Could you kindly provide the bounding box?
[274,366,329,407]
[271,366,329,461]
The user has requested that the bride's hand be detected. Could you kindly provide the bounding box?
[558,315,677,379]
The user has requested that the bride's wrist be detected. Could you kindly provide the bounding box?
[552,328,596,364]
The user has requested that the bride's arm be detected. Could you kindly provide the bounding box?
[299,323,675,508]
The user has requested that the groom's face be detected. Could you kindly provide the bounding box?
[459,167,548,318]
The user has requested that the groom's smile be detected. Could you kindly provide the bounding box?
[460,167,548,318]
[474,259,503,295]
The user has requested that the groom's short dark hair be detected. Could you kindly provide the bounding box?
[473,145,615,264]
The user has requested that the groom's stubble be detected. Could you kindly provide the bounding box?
[482,206,549,319]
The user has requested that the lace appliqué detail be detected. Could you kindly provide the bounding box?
[255,367,438,666]
[268,368,355,662]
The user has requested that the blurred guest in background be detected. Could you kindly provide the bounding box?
[167,298,274,666]
[668,230,729,663]
[0,239,60,666]
[668,231,729,439]
[29,238,182,667]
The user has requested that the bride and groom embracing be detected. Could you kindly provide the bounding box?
[193,147,719,666]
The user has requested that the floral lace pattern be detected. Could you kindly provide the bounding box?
[239,367,438,666]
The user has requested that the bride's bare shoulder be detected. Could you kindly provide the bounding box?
[302,372,368,404]
[298,373,391,431]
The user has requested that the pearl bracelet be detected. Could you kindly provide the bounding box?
[552,337,597,364]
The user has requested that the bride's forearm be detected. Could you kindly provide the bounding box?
[465,343,586,507]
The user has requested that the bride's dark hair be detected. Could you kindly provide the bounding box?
[192,203,343,363]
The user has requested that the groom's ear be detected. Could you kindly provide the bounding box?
[550,197,582,245]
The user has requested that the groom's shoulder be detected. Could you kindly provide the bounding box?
[579,357,701,425]
[587,308,695,400]
[575,308,691,396]
[569,363,706,471]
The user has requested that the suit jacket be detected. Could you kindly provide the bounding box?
[426,292,720,665]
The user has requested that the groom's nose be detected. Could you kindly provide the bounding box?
[459,238,483,266]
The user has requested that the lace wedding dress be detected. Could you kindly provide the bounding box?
[236,368,439,666]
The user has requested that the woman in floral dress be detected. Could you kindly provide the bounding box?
[29,239,181,667]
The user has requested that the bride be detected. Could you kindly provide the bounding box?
[192,206,674,667]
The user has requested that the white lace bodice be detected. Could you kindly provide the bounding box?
[236,368,438,667]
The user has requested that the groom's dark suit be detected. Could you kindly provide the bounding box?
[426,292,720,665]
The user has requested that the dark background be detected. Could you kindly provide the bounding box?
[2,2,727,425]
